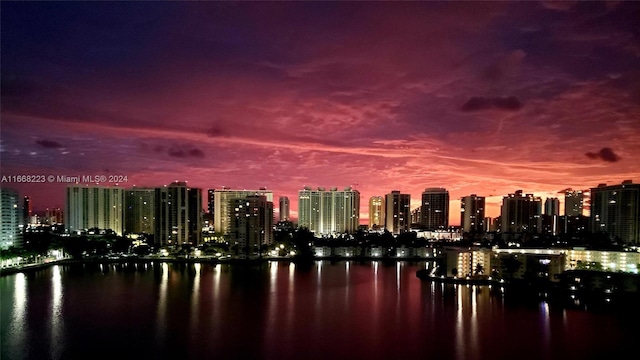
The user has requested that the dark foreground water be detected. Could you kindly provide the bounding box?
[1,260,638,360]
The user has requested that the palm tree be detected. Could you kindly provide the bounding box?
[474,263,484,276]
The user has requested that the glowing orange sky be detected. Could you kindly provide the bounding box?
[2,1,639,226]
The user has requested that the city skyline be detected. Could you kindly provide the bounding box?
[2,1,639,225]
[2,180,622,227]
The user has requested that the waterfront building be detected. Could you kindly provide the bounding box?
[492,249,566,282]
[420,188,449,230]
[0,188,23,249]
[231,195,274,259]
[385,190,410,235]
[442,247,494,279]
[154,182,202,246]
[298,186,360,235]
[212,188,273,235]
[500,190,542,234]
[442,246,640,279]
[566,248,640,273]
[368,196,385,229]
[460,194,485,233]
[279,196,290,222]
[124,187,155,235]
[443,247,565,281]
[66,185,124,236]
[590,180,640,245]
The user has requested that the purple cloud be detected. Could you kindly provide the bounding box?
[168,145,205,158]
[461,96,523,112]
[585,147,620,162]
[35,139,62,148]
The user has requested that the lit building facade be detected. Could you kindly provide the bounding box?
[124,188,155,235]
[411,207,421,226]
[385,190,410,235]
[23,196,31,227]
[368,196,385,229]
[279,196,290,222]
[500,190,542,233]
[298,186,360,235]
[154,182,202,246]
[207,189,215,215]
[66,186,124,235]
[460,194,485,233]
[566,248,640,273]
[420,188,449,230]
[45,207,64,225]
[564,190,584,216]
[212,188,273,235]
[1,188,23,249]
[231,195,274,259]
[590,180,640,245]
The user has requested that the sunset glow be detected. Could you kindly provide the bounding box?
[2,1,639,225]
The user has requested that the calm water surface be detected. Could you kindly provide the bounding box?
[1,261,637,360]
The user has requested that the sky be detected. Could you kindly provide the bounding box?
[1,1,639,225]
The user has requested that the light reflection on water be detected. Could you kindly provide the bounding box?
[50,265,64,360]
[189,263,201,339]
[1,260,638,360]
[155,262,169,345]
[7,273,27,357]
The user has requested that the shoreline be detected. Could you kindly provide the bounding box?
[416,269,640,298]
[4,258,640,300]
[0,256,431,276]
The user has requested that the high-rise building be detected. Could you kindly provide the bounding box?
[544,198,560,216]
[124,188,156,235]
[23,196,31,227]
[483,217,494,232]
[231,195,274,258]
[564,190,584,216]
[385,190,410,235]
[500,190,542,233]
[207,189,215,215]
[279,196,290,222]
[212,188,273,235]
[66,186,124,235]
[1,188,23,249]
[411,207,421,227]
[543,197,560,235]
[562,189,587,236]
[155,182,202,246]
[421,188,449,230]
[298,186,360,235]
[45,207,64,225]
[368,196,385,229]
[461,194,485,233]
[590,180,640,245]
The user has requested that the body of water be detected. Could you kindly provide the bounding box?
[1,260,637,360]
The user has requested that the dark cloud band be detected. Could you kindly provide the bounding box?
[585,147,620,162]
[461,96,522,112]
